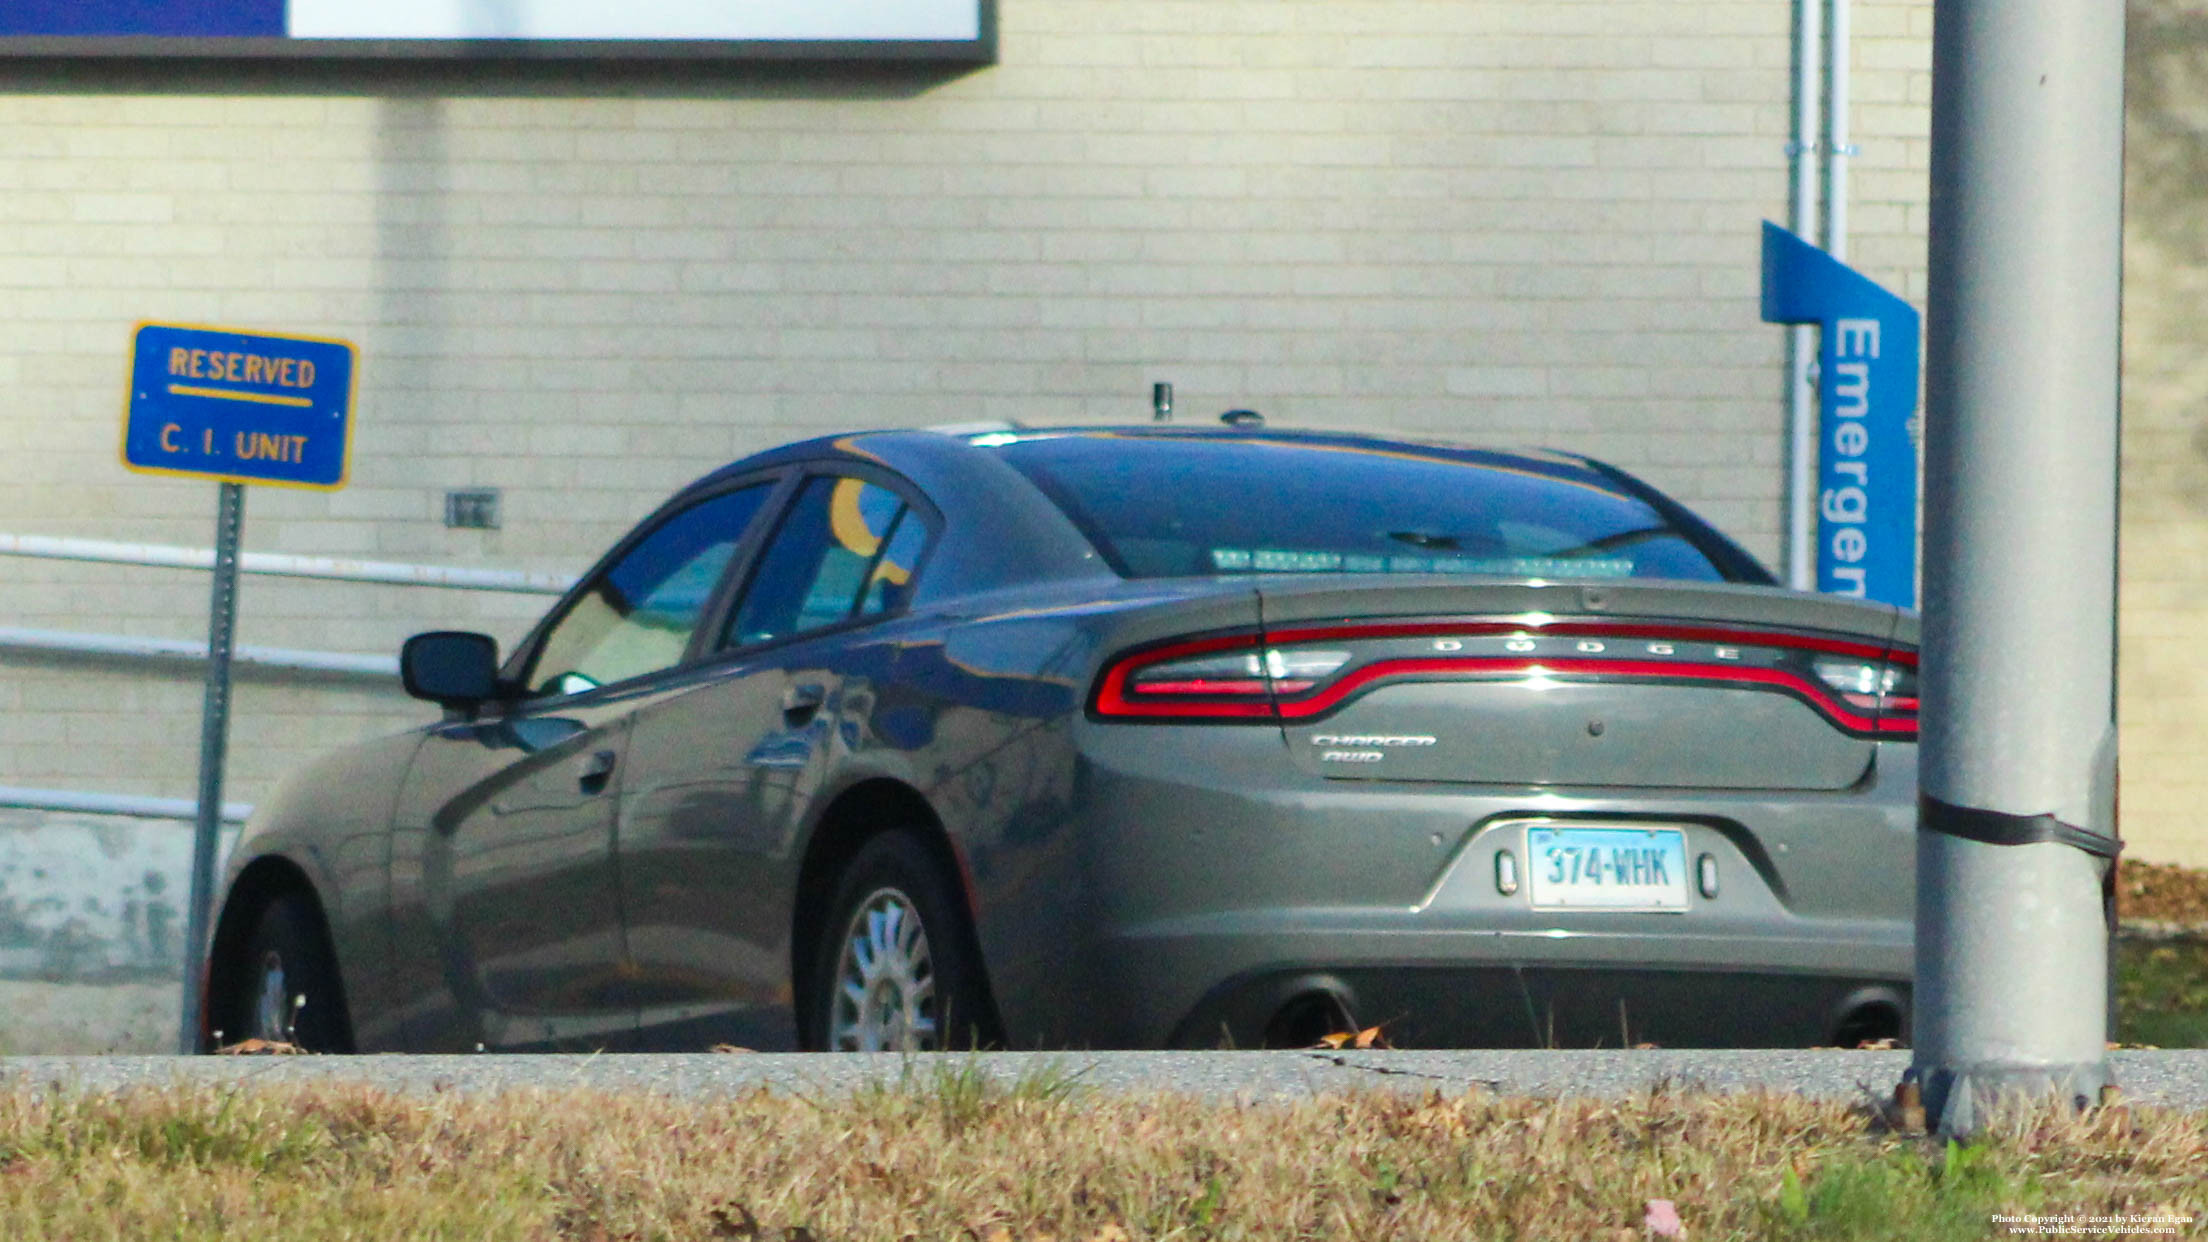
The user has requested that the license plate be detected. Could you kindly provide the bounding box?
[1525,826,1690,912]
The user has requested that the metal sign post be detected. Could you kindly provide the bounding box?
[1782,0,1822,591]
[119,321,356,1054]
[1911,0,2125,1132]
[178,483,244,1054]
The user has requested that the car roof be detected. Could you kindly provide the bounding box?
[955,423,1598,466]
[683,423,1605,490]
[667,423,1772,595]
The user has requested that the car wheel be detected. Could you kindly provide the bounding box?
[811,831,997,1052]
[220,893,351,1052]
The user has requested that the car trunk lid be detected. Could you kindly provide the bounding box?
[1247,578,1909,790]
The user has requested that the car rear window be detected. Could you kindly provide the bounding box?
[980,432,1743,582]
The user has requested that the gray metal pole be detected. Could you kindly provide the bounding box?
[1911,0,2125,1133]
[1783,0,1823,590]
[177,482,246,1055]
[1823,0,1851,263]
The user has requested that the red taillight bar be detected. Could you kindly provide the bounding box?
[1090,619,1919,737]
[1089,632,1275,719]
[1266,618,1904,665]
[1266,656,1912,735]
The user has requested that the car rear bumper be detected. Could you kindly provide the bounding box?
[1172,963,1910,1050]
[1106,916,1910,1050]
[987,726,1916,1049]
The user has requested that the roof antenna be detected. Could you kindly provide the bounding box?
[1219,408,1264,427]
[1152,381,1173,422]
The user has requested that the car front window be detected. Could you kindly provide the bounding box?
[525,483,770,697]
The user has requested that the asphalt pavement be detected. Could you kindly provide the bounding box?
[5,1050,2206,1109]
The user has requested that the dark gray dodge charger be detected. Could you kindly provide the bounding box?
[202,425,1918,1054]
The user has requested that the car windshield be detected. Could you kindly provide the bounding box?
[980,431,1739,582]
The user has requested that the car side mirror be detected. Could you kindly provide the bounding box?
[401,631,500,712]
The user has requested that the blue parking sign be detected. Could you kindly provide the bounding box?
[122,322,356,489]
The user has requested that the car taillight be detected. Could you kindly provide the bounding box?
[1128,647,1351,695]
[1811,655,1918,737]
[1094,638,1351,719]
[1095,622,1921,738]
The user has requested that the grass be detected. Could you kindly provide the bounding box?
[2115,859,2208,1049]
[0,1070,2202,1240]
[2117,936,2208,1049]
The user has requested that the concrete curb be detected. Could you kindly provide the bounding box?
[6,1050,2208,1110]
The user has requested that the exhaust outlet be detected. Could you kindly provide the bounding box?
[1829,985,1908,1048]
[1263,986,1360,1049]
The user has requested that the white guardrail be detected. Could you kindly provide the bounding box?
[0,533,573,594]
[0,625,398,677]
[0,531,575,821]
[0,532,576,680]
[0,784,253,824]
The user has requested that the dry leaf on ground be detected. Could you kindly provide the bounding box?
[211,1038,304,1056]
[1644,1197,1686,1238]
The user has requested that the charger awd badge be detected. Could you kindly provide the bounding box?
[1313,733,1437,764]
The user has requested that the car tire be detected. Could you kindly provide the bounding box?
[809,830,998,1052]
[219,892,352,1052]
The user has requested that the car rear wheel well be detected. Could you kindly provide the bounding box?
[791,779,991,1048]
[204,858,347,1051]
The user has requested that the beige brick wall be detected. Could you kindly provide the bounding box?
[3,0,2197,871]
[2120,0,2208,869]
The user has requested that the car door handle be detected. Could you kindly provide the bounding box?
[578,748,618,795]
[781,682,827,725]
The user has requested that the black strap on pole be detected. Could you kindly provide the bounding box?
[1919,794,2122,861]
[178,481,245,1054]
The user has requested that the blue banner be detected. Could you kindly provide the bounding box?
[122,323,356,490]
[1760,222,1921,609]
[1,2,281,37]
[0,1,985,45]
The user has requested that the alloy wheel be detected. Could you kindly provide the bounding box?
[826,887,939,1051]
[250,950,294,1042]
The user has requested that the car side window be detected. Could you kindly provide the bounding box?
[526,484,770,697]
[726,474,926,649]
[861,509,928,616]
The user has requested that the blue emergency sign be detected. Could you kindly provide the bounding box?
[1760,222,1921,609]
[122,323,356,490]
[0,0,989,55]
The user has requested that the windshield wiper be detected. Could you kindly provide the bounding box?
[1533,525,1674,560]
